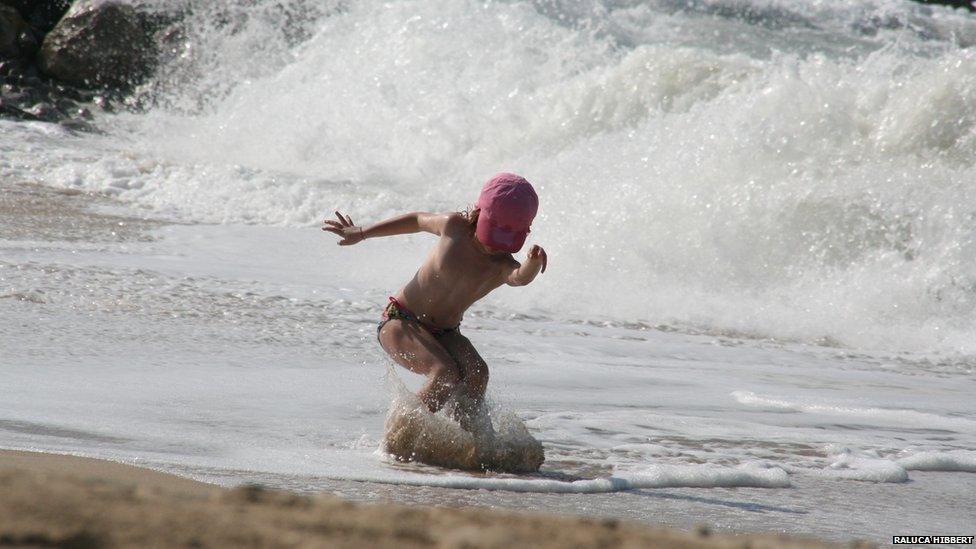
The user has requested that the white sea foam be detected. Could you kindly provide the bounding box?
[897,451,976,473]
[4,0,976,356]
[330,462,790,494]
[814,446,908,483]
[619,463,791,489]
[732,391,976,433]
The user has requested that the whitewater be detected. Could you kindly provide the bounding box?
[2,0,975,543]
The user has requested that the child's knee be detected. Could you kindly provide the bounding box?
[475,362,489,382]
[467,361,489,388]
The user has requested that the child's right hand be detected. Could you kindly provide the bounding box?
[322,211,366,246]
[526,244,547,273]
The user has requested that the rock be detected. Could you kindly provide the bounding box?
[0,58,27,76]
[38,0,155,89]
[0,0,28,16]
[26,0,71,34]
[60,117,95,132]
[54,83,91,102]
[0,97,38,120]
[0,1,29,11]
[25,101,61,122]
[911,0,976,11]
[0,0,71,33]
[0,4,31,58]
[1,88,25,103]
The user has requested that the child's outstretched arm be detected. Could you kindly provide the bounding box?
[505,245,548,286]
[322,211,450,246]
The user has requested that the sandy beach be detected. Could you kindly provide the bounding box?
[0,450,863,548]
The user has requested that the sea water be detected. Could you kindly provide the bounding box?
[2,0,976,543]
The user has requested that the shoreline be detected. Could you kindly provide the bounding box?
[0,449,861,548]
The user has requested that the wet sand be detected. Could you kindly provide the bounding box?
[0,181,163,243]
[0,450,861,548]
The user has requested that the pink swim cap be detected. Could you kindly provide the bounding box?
[475,173,538,253]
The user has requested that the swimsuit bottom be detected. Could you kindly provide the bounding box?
[377,296,459,341]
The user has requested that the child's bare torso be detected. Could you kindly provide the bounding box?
[396,214,517,328]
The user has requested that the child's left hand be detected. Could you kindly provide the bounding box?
[527,244,547,273]
[322,211,365,246]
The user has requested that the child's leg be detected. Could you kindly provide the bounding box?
[437,331,489,404]
[437,331,493,437]
[378,319,461,413]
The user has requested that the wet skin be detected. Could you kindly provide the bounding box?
[323,211,546,415]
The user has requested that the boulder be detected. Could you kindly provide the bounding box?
[0,0,70,33]
[912,0,976,11]
[38,0,154,88]
[28,1,72,34]
[0,4,33,59]
[0,0,28,15]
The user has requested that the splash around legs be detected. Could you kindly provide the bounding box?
[378,320,544,473]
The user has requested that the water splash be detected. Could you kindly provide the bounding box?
[7,0,976,357]
[381,367,544,474]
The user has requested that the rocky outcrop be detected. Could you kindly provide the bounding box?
[1,1,109,129]
[0,59,97,129]
[38,0,154,88]
[0,0,179,129]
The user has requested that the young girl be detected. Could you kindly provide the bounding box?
[322,173,547,431]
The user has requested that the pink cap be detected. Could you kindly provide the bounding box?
[475,173,538,253]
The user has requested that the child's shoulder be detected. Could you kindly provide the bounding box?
[442,211,473,233]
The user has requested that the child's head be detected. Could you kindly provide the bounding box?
[473,173,538,253]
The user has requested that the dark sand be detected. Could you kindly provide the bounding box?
[0,450,868,549]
